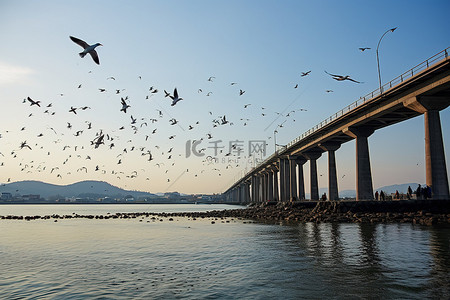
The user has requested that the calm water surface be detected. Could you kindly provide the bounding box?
[0,204,449,299]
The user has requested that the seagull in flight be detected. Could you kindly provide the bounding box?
[20,141,32,150]
[27,97,41,107]
[120,97,130,113]
[359,47,371,51]
[69,106,77,114]
[170,88,183,106]
[301,71,311,77]
[324,71,362,83]
[69,36,102,65]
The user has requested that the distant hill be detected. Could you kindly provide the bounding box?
[0,180,156,199]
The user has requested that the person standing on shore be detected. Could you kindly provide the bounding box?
[375,191,379,200]
[380,190,385,201]
[416,184,422,200]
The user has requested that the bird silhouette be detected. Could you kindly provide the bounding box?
[27,97,41,107]
[324,71,362,83]
[301,71,311,76]
[120,98,130,113]
[170,88,183,106]
[69,36,102,65]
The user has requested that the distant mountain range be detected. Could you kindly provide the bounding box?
[0,180,156,199]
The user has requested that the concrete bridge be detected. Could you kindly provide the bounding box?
[223,48,450,204]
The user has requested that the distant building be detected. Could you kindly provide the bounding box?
[164,192,180,199]
[22,194,41,201]
[1,192,13,200]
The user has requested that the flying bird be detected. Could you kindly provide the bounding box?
[301,71,311,77]
[324,71,362,83]
[359,47,371,51]
[170,88,183,106]
[27,97,41,107]
[69,36,102,65]
[20,141,32,150]
[69,106,77,114]
[164,90,171,98]
[120,97,130,113]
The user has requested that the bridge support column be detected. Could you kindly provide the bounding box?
[246,182,251,203]
[405,96,449,199]
[251,175,257,203]
[425,110,449,199]
[267,169,274,201]
[344,126,374,201]
[272,165,279,201]
[278,158,288,201]
[289,156,298,201]
[296,157,307,200]
[237,186,241,203]
[260,173,265,203]
[320,142,341,201]
[264,172,270,202]
[303,151,322,200]
[256,175,262,203]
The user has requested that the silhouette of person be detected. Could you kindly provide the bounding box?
[375,191,379,200]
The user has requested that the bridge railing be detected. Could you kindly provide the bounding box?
[225,47,449,192]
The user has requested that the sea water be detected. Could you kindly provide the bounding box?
[0,204,449,299]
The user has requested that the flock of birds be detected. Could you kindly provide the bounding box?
[1,36,371,192]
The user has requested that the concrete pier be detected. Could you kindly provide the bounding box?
[303,151,322,201]
[344,126,374,201]
[405,96,450,199]
[272,165,279,201]
[296,157,307,200]
[289,156,298,200]
[320,143,341,201]
[278,158,286,202]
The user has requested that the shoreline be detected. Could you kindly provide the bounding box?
[1,200,449,226]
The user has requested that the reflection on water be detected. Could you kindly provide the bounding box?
[0,205,449,299]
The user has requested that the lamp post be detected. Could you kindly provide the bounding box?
[376,27,397,94]
[274,129,278,152]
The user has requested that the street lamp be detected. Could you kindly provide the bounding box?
[376,27,397,94]
[274,129,278,152]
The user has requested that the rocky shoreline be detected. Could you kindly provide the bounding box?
[1,200,450,226]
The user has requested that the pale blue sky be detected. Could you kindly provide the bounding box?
[1,0,449,194]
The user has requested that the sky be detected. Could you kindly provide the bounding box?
[1,0,449,195]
